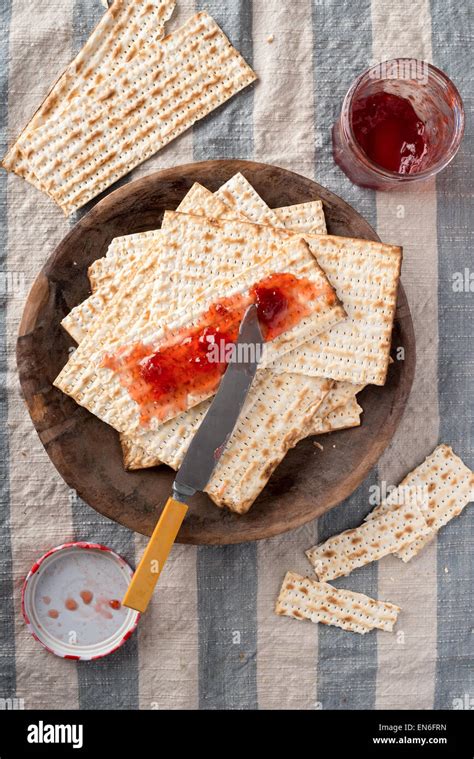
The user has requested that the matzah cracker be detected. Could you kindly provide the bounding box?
[87,231,162,295]
[120,382,358,472]
[118,190,338,473]
[88,182,236,292]
[305,502,430,581]
[275,201,327,235]
[20,12,257,214]
[63,188,339,503]
[2,0,177,193]
[115,192,353,475]
[215,172,282,226]
[275,572,400,634]
[56,179,379,512]
[62,229,167,344]
[123,373,333,513]
[89,180,327,294]
[312,380,364,420]
[204,374,332,512]
[62,184,229,341]
[365,444,474,562]
[136,212,345,348]
[155,215,401,386]
[54,234,345,434]
[271,233,402,385]
[309,397,362,435]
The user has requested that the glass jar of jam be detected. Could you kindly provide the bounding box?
[332,59,464,190]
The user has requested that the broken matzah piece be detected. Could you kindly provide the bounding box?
[62,183,230,342]
[311,380,364,420]
[309,397,362,435]
[365,444,474,562]
[306,380,363,435]
[62,229,165,344]
[54,234,345,434]
[275,201,327,235]
[196,373,331,512]
[271,233,402,385]
[214,172,282,226]
[2,0,177,193]
[214,172,327,233]
[88,182,235,291]
[305,501,431,581]
[18,12,257,214]
[88,230,162,294]
[275,571,400,634]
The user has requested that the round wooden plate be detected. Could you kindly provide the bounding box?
[17,160,415,545]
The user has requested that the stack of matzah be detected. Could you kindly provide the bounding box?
[1,2,257,214]
[53,172,403,514]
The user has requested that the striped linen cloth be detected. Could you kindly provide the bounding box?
[1,0,472,710]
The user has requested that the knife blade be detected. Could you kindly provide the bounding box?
[123,304,263,612]
[174,303,263,499]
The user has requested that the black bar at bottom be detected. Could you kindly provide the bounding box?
[0,708,471,756]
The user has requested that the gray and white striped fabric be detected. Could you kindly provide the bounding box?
[1,1,472,710]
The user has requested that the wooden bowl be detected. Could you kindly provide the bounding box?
[17,160,415,544]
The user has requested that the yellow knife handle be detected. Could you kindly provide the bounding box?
[122,497,188,613]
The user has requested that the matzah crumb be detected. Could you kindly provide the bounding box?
[267,34,274,43]
[313,441,324,451]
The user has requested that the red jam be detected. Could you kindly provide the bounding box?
[109,599,121,610]
[253,283,288,331]
[80,590,93,605]
[103,271,331,423]
[352,92,428,173]
[48,609,59,619]
[65,598,78,611]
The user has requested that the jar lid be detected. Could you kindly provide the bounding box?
[22,542,140,660]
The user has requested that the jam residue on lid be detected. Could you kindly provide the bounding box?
[351,91,428,174]
[102,271,331,423]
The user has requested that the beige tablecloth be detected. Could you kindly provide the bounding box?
[0,0,472,710]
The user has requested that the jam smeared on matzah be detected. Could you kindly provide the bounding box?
[103,272,330,423]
